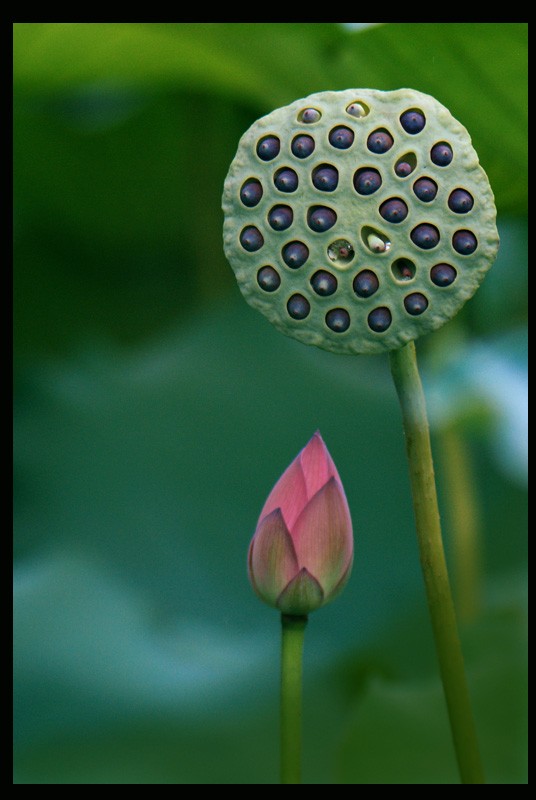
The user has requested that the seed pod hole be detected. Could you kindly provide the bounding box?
[346,100,370,118]
[287,293,311,319]
[361,226,391,254]
[298,107,322,123]
[307,205,337,232]
[367,128,394,154]
[410,223,440,250]
[274,167,299,193]
[328,125,355,149]
[325,308,350,332]
[327,238,355,268]
[399,108,426,134]
[448,188,474,213]
[257,266,281,292]
[240,226,264,252]
[256,135,280,162]
[394,152,417,178]
[312,163,339,192]
[353,167,382,195]
[452,229,478,255]
[413,177,438,202]
[311,270,338,296]
[391,257,416,282]
[430,141,453,166]
[267,204,293,231]
[379,197,409,224]
[282,240,309,269]
[404,292,429,316]
[430,263,457,287]
[368,306,392,332]
[240,178,263,207]
[291,134,315,159]
[353,269,379,298]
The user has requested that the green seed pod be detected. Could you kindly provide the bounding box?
[222,89,499,355]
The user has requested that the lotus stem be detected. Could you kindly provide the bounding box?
[280,614,307,784]
[389,341,485,785]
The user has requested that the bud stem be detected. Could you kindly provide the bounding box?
[280,613,308,784]
[389,341,485,784]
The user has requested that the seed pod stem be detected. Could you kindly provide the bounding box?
[389,341,485,785]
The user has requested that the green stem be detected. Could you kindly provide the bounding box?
[438,425,482,625]
[280,613,307,784]
[389,341,485,785]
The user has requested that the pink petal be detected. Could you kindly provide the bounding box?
[323,552,354,605]
[299,431,343,501]
[258,451,308,532]
[276,567,324,615]
[291,477,353,597]
[248,509,299,607]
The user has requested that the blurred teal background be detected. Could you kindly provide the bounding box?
[13,23,527,784]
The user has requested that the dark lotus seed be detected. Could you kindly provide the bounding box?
[395,161,414,177]
[300,108,321,124]
[312,164,339,192]
[431,141,453,166]
[368,307,392,332]
[452,229,478,255]
[256,135,280,161]
[367,129,394,154]
[353,269,379,298]
[353,167,382,195]
[325,308,350,333]
[274,168,299,193]
[307,206,337,232]
[311,270,338,296]
[413,177,438,202]
[404,292,429,316]
[411,223,440,250]
[268,205,293,231]
[257,266,281,292]
[430,263,457,287]
[329,125,354,149]
[240,178,263,207]
[291,134,315,159]
[448,189,474,213]
[400,108,426,134]
[287,293,310,319]
[282,241,309,269]
[379,198,408,223]
[240,226,264,252]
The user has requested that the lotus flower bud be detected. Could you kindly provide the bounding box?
[248,432,353,616]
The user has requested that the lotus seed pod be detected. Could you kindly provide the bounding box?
[222,88,499,355]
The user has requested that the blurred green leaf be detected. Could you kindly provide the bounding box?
[337,596,527,784]
[13,22,268,99]
[14,23,527,213]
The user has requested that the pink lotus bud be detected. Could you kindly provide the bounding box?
[248,432,353,615]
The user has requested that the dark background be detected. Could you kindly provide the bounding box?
[14,23,527,784]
